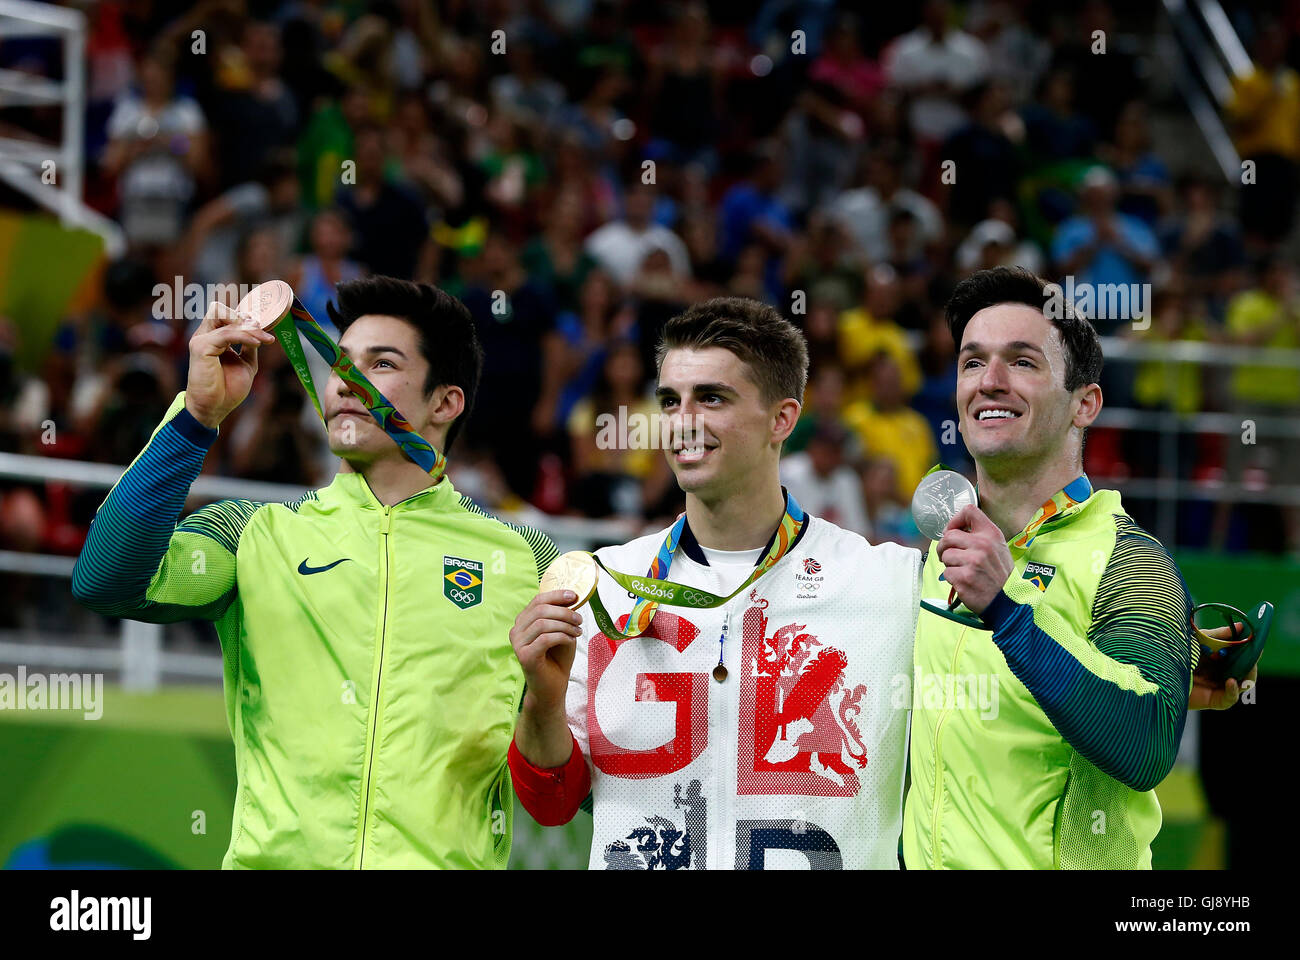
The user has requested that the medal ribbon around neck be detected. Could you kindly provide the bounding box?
[586,490,808,640]
[254,287,448,482]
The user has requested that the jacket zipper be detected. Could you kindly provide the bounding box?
[355,503,393,868]
[929,622,970,870]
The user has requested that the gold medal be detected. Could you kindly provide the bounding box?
[539,551,599,609]
[236,279,294,331]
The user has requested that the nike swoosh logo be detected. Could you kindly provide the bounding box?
[298,558,352,576]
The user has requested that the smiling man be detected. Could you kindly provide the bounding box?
[903,266,1200,869]
[505,297,920,869]
[72,276,557,868]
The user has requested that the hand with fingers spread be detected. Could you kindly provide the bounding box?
[184,300,277,429]
[510,588,584,767]
[936,503,1015,616]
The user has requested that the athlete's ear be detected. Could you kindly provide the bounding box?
[772,397,801,446]
[427,384,465,433]
[1072,382,1102,429]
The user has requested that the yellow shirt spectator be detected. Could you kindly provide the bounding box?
[1225,289,1300,406]
[1227,66,1300,161]
[838,307,921,402]
[567,396,662,480]
[843,400,937,503]
[1132,319,1208,415]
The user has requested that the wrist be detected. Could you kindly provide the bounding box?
[518,691,572,767]
[184,397,224,431]
[173,400,220,447]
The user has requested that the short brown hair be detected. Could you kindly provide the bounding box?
[655,297,809,405]
[944,266,1103,392]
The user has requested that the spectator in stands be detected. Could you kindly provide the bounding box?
[955,212,1044,276]
[1219,256,1300,552]
[1020,63,1096,168]
[287,208,364,334]
[541,269,631,436]
[1158,174,1246,317]
[781,419,870,536]
[1125,286,1208,482]
[387,91,468,214]
[567,339,673,519]
[884,0,990,151]
[479,110,548,227]
[781,211,865,314]
[522,188,599,313]
[336,124,430,279]
[460,233,560,501]
[183,150,304,287]
[1226,19,1300,250]
[844,351,937,504]
[490,40,566,127]
[1225,257,1300,411]
[912,310,970,472]
[861,455,921,545]
[102,49,210,249]
[645,3,726,174]
[828,145,944,266]
[227,359,323,488]
[785,361,847,455]
[1100,100,1172,228]
[839,264,923,403]
[585,179,691,287]
[941,78,1022,229]
[1051,166,1160,334]
[210,20,299,189]
[718,143,796,300]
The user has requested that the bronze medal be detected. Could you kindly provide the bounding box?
[235,279,294,331]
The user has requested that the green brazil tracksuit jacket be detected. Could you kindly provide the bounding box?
[72,391,557,868]
[903,476,1198,869]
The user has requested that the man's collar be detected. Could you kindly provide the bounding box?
[1010,474,1094,549]
[678,488,809,566]
[321,470,454,511]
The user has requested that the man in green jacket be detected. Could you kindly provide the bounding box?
[905,266,1215,869]
[72,276,556,868]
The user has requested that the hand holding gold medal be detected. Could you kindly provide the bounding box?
[538,551,599,609]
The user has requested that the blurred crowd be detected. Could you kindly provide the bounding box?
[2,0,1300,591]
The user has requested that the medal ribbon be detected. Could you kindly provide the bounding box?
[586,490,807,640]
[265,297,447,482]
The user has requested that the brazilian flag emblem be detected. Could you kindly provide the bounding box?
[444,556,484,609]
[1023,560,1056,592]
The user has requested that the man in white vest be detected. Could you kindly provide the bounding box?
[506,296,921,869]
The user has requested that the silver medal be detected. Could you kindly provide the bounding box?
[911,470,978,541]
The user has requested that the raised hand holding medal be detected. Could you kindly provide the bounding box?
[912,467,990,629]
[226,280,448,480]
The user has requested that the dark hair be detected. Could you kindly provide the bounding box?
[326,276,483,453]
[656,297,809,406]
[944,266,1103,391]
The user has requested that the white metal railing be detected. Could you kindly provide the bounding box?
[0,0,124,257]
[1160,0,1245,181]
